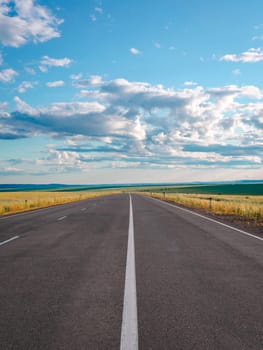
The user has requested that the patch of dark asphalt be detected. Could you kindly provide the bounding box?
[152,197,263,237]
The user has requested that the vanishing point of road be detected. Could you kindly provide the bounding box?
[0,194,262,349]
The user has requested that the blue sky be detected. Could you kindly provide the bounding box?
[0,0,263,184]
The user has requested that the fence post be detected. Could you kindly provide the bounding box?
[209,197,212,209]
[163,191,166,199]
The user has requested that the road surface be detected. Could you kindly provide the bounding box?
[0,194,262,349]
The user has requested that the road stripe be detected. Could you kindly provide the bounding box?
[120,195,138,350]
[57,216,67,221]
[0,206,56,220]
[148,196,263,242]
[81,208,86,211]
[0,235,19,247]
[0,197,100,221]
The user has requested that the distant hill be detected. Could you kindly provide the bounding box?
[0,180,262,193]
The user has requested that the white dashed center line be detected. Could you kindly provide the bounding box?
[0,235,20,247]
[57,216,67,221]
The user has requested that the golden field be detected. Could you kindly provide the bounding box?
[1,190,262,225]
[144,192,263,224]
[0,191,117,216]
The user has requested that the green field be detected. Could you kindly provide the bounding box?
[135,183,263,196]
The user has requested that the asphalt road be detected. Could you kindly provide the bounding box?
[0,194,262,349]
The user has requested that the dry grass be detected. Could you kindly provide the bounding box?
[2,190,262,225]
[0,191,117,216]
[144,192,263,224]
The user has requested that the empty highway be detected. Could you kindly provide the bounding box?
[0,194,262,350]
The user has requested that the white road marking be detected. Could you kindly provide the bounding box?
[148,196,263,242]
[120,195,138,350]
[0,235,19,246]
[0,198,99,221]
[81,208,86,211]
[57,216,67,221]
[0,206,57,220]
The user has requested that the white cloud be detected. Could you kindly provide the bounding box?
[232,68,241,76]
[14,96,38,115]
[1,79,262,170]
[0,0,63,47]
[70,73,82,80]
[0,101,9,118]
[40,55,72,70]
[39,101,105,116]
[221,48,263,63]
[24,66,36,75]
[154,42,161,49]
[39,65,48,72]
[0,101,8,110]
[37,148,86,169]
[184,81,198,86]
[17,80,37,93]
[73,75,103,87]
[0,68,18,82]
[46,80,65,87]
[129,47,142,55]
[240,85,262,99]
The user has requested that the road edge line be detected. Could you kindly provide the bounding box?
[146,195,263,242]
[120,194,139,350]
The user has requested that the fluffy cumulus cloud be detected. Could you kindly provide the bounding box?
[35,148,90,173]
[39,56,72,72]
[0,78,262,173]
[221,48,263,63]
[17,80,37,93]
[0,101,9,118]
[0,68,18,82]
[0,0,63,47]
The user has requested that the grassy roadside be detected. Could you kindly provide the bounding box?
[0,191,119,216]
[141,192,263,225]
[1,188,262,227]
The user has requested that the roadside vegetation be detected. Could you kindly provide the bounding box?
[142,192,263,225]
[1,183,262,225]
[0,191,118,216]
